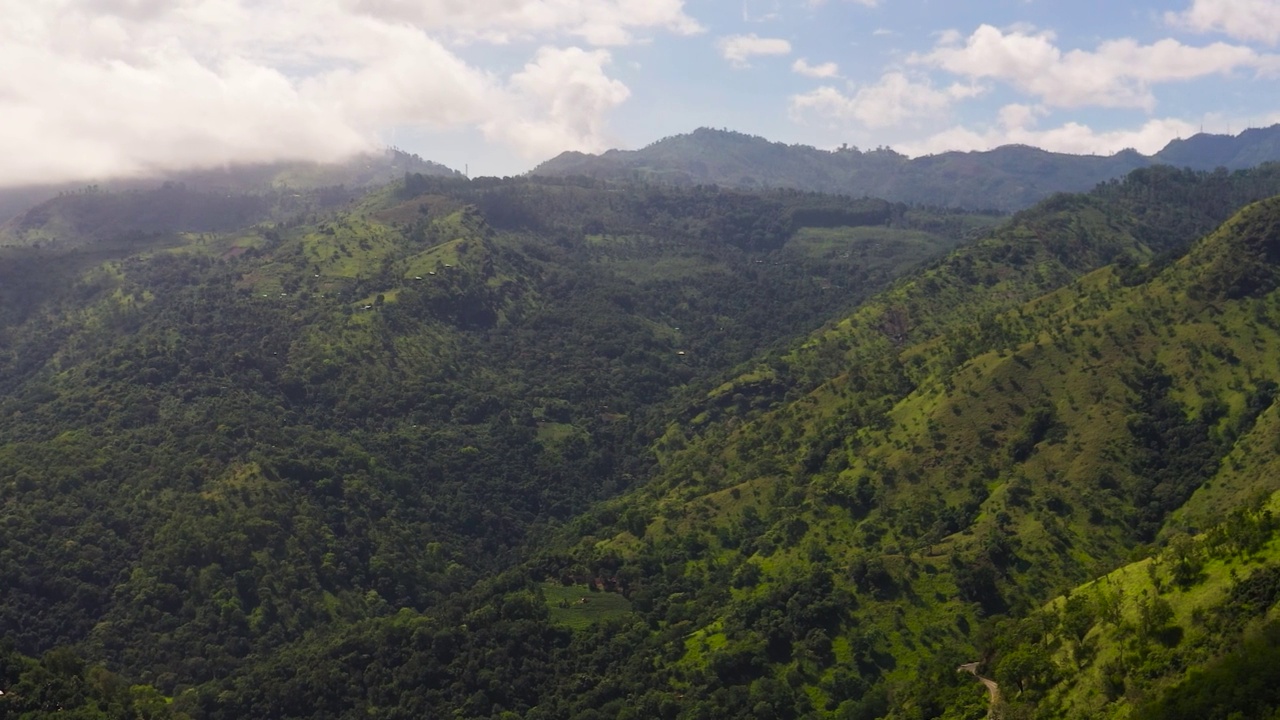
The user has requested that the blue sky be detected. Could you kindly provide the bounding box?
[2,0,1278,185]
[679,0,1280,157]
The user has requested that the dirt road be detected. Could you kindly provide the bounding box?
[958,662,1000,711]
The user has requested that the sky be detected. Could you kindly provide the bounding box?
[2,0,1279,185]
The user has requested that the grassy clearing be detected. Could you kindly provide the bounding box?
[535,422,577,443]
[353,288,400,307]
[540,583,633,630]
[297,217,398,278]
[403,239,466,276]
[607,254,727,283]
[785,226,942,259]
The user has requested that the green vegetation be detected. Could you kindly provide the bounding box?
[0,641,188,719]
[0,172,971,712]
[541,584,633,630]
[6,162,1280,719]
[978,493,1280,719]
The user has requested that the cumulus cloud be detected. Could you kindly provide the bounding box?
[912,24,1276,110]
[0,0,685,186]
[481,47,631,160]
[792,58,840,78]
[1168,0,1280,45]
[351,0,703,46]
[897,105,1199,157]
[789,73,982,129]
[718,34,792,67]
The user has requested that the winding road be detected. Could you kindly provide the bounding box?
[958,662,1000,714]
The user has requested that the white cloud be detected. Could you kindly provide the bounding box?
[348,0,703,46]
[996,103,1047,131]
[481,47,631,160]
[742,0,781,23]
[718,33,792,67]
[1168,0,1280,45]
[913,24,1276,110]
[0,0,661,186]
[789,72,982,130]
[897,107,1199,157]
[792,58,840,78]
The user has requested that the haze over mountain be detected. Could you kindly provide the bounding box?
[534,124,1280,211]
[0,148,459,228]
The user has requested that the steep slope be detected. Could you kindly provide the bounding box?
[532,126,1280,211]
[975,489,1280,720]
[0,176,976,697]
[538,192,1280,719]
[194,166,1280,720]
[588,193,1280,718]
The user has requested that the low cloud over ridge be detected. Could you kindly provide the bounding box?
[0,0,698,187]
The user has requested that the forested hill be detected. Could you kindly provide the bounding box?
[0,175,984,709]
[195,166,1280,719]
[532,124,1280,211]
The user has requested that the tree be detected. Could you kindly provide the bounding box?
[1060,592,1095,645]
[1138,596,1176,641]
[995,645,1054,695]
[1165,533,1204,588]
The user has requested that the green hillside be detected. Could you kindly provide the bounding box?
[963,488,1280,719]
[7,166,1280,720]
[0,175,974,704]
[182,167,1280,720]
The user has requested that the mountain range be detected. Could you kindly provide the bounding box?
[6,125,1280,238]
[533,125,1280,211]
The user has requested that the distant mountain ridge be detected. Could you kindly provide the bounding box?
[0,148,460,226]
[532,125,1280,211]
